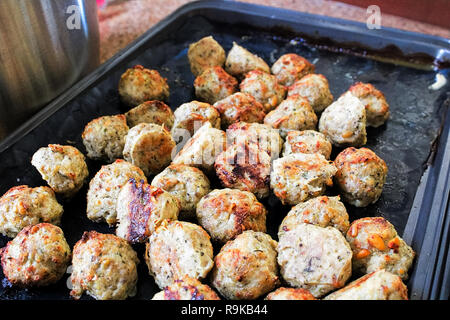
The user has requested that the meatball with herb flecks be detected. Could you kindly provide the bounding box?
[188,36,226,77]
[125,100,174,129]
[194,66,238,104]
[152,277,220,300]
[271,54,315,86]
[288,74,333,113]
[225,42,270,79]
[283,130,332,159]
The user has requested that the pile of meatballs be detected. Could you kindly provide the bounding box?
[0,36,415,301]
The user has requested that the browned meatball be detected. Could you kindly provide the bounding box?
[188,36,226,76]
[125,100,174,129]
[271,54,315,86]
[194,66,238,104]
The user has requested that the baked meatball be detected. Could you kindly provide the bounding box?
[239,70,286,112]
[288,74,333,113]
[347,82,389,128]
[225,42,270,78]
[264,94,317,138]
[324,270,408,300]
[31,144,89,198]
[213,92,266,129]
[118,65,169,106]
[271,54,315,86]
[86,159,147,225]
[265,287,316,300]
[125,100,174,129]
[0,185,63,238]
[82,114,129,162]
[334,147,388,207]
[283,130,332,159]
[188,36,226,77]
[318,92,367,147]
[270,153,337,205]
[145,220,214,289]
[70,231,139,300]
[279,196,349,236]
[214,143,271,198]
[210,231,279,300]
[346,217,415,280]
[151,164,210,219]
[277,223,352,297]
[116,179,180,243]
[123,123,175,176]
[194,66,238,104]
[196,189,267,243]
[152,277,220,300]
[0,223,70,287]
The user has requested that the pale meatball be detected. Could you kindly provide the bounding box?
[347,82,390,127]
[194,66,238,104]
[0,223,71,287]
[277,223,352,297]
[270,153,337,205]
[0,185,63,238]
[188,36,226,76]
[324,270,408,300]
[151,164,210,219]
[265,287,316,300]
[82,114,129,162]
[225,42,270,78]
[196,189,267,243]
[283,130,332,159]
[240,70,286,112]
[123,123,175,176]
[271,54,315,86]
[334,147,388,207]
[70,231,139,300]
[152,277,220,300]
[145,220,214,289]
[125,100,174,129]
[214,143,271,198]
[346,217,415,280]
[318,92,367,147]
[213,92,266,129]
[264,94,317,138]
[116,179,180,244]
[86,159,147,225]
[288,74,333,113]
[31,144,89,198]
[118,65,169,106]
[210,231,279,300]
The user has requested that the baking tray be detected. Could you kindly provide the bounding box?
[0,0,449,300]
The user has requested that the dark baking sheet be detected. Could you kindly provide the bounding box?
[0,0,449,300]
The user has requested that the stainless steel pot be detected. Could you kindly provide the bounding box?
[0,0,100,140]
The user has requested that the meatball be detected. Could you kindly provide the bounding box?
[346,217,415,280]
[214,143,271,198]
[152,277,220,300]
[277,223,352,297]
[151,164,210,219]
[271,54,315,86]
[194,66,238,104]
[334,147,388,207]
[31,144,89,198]
[116,179,180,244]
[225,42,270,78]
[82,114,129,162]
[283,130,332,159]
[210,231,279,300]
[279,196,350,236]
[118,65,169,106]
[70,231,139,300]
[239,70,286,112]
[145,220,214,289]
[213,92,266,129]
[0,185,63,238]
[265,287,316,300]
[264,94,317,138]
[123,123,175,176]
[86,159,147,225]
[288,74,333,113]
[347,82,389,128]
[188,36,226,77]
[318,92,367,147]
[125,100,174,129]
[0,223,71,287]
[324,270,408,300]
[196,189,267,243]
[270,153,337,205]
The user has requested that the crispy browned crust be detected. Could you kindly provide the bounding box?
[162,278,220,300]
[265,287,316,300]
